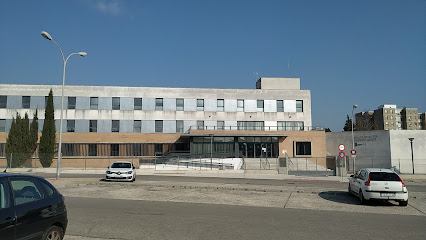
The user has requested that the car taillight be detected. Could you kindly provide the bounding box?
[398,175,406,187]
[365,174,371,186]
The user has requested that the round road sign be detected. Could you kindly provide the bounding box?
[351,149,357,155]
[339,151,346,158]
[338,144,345,151]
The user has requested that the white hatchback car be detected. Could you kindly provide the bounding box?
[348,168,408,206]
[105,161,136,182]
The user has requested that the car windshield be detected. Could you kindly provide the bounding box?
[111,163,131,169]
[370,172,400,181]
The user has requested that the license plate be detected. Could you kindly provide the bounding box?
[380,193,395,197]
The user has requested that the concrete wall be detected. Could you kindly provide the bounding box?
[326,130,426,174]
[389,130,426,174]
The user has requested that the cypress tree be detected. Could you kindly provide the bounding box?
[39,89,56,167]
[4,112,37,167]
[30,110,39,157]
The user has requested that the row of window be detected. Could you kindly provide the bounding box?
[0,119,305,133]
[0,96,303,113]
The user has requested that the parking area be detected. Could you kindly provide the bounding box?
[50,178,426,217]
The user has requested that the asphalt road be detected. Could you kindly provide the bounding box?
[64,196,426,240]
[30,172,426,193]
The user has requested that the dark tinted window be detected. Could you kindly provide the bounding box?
[0,178,10,209]
[111,162,131,168]
[40,180,55,197]
[370,172,400,181]
[10,178,44,205]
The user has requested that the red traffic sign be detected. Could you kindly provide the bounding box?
[351,149,357,155]
[338,144,345,151]
[339,151,346,158]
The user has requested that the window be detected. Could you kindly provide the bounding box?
[40,181,55,197]
[0,96,6,108]
[45,96,49,108]
[0,119,5,132]
[176,120,184,133]
[176,99,184,111]
[295,142,311,156]
[237,121,264,130]
[63,144,74,156]
[133,120,141,133]
[0,179,9,210]
[296,100,303,112]
[89,120,97,132]
[89,144,97,156]
[90,97,98,110]
[277,100,284,112]
[197,99,204,111]
[237,99,244,112]
[278,121,304,131]
[155,98,163,110]
[257,100,264,112]
[134,98,142,110]
[111,144,119,156]
[197,121,204,130]
[22,96,30,108]
[112,97,120,110]
[10,178,44,205]
[155,144,163,155]
[217,99,224,111]
[68,97,76,109]
[67,120,75,132]
[155,120,163,133]
[112,120,120,132]
[217,121,224,130]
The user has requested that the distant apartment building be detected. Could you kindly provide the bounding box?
[355,104,423,131]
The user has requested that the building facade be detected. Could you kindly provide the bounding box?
[356,104,423,131]
[0,78,326,168]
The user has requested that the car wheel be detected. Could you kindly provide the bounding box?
[43,225,64,240]
[399,200,408,206]
[359,190,367,205]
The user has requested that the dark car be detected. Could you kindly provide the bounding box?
[0,173,68,240]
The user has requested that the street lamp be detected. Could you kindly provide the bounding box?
[41,31,87,180]
[352,104,358,171]
[408,138,414,174]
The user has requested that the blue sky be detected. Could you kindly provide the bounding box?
[0,0,424,131]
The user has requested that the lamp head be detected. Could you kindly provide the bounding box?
[408,138,414,142]
[353,104,358,109]
[41,31,52,41]
[78,52,87,57]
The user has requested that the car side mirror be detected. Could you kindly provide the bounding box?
[350,175,354,177]
[133,166,135,169]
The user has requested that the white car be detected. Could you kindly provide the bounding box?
[105,161,136,182]
[348,168,408,206]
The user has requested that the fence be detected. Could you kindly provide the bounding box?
[286,157,336,175]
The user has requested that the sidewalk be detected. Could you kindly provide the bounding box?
[5,167,426,182]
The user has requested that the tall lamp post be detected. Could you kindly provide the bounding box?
[41,31,87,180]
[352,104,358,171]
[408,138,414,174]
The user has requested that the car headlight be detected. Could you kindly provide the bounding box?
[106,171,111,174]
[127,171,133,174]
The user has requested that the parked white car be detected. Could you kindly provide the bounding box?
[348,168,408,206]
[105,161,136,182]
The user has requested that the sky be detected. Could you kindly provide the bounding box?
[0,0,425,131]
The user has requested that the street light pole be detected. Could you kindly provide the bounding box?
[41,31,87,180]
[352,104,358,171]
[408,138,414,174]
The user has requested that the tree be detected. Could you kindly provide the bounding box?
[30,110,39,154]
[343,115,355,131]
[4,112,39,167]
[325,128,332,132]
[39,89,56,167]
